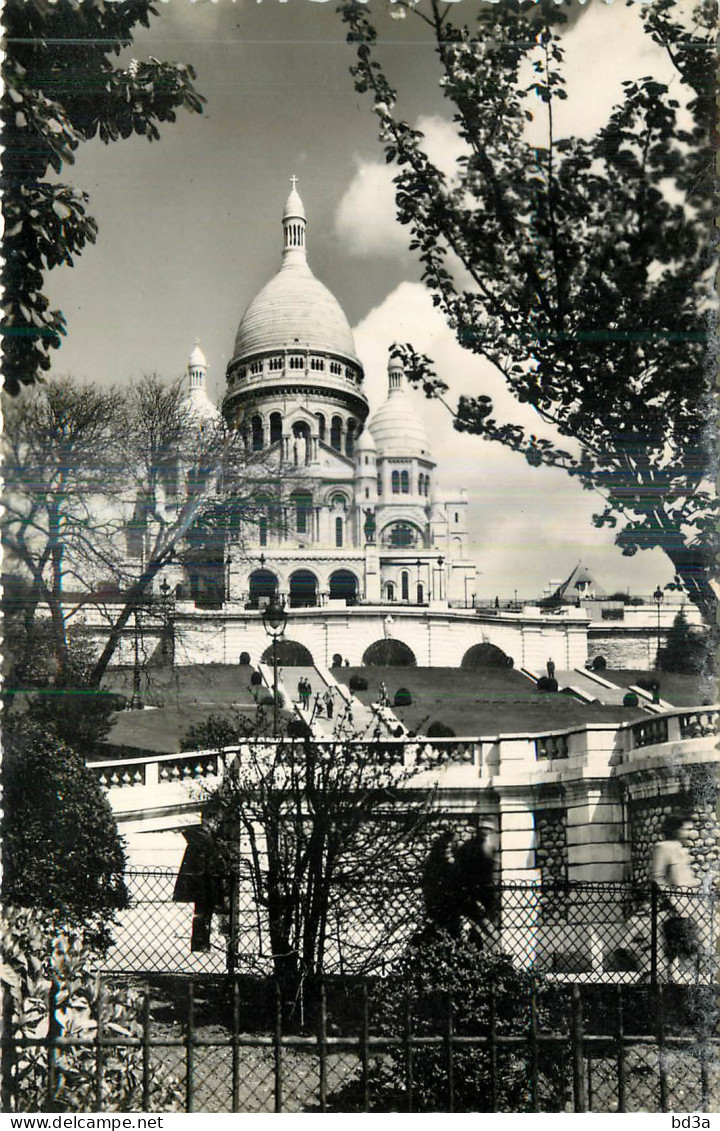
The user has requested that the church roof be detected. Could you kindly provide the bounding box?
[231,183,359,366]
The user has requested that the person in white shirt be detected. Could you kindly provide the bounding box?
[650,813,701,981]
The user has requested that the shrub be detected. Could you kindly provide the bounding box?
[331,653,343,667]
[1,908,183,1112]
[2,719,128,936]
[591,656,607,670]
[349,674,368,691]
[238,651,251,665]
[636,676,660,693]
[286,718,310,739]
[258,689,285,708]
[250,671,263,686]
[536,676,558,693]
[427,721,456,738]
[394,687,412,707]
[623,692,639,707]
[656,609,707,674]
[324,929,570,1112]
[181,713,249,752]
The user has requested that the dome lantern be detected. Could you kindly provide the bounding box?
[282,175,307,263]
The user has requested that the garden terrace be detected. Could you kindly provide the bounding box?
[600,670,709,708]
[333,667,645,735]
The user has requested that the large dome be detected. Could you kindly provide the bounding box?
[232,257,358,363]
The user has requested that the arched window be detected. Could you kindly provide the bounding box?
[315,413,326,443]
[386,582,395,601]
[424,476,430,496]
[377,474,382,495]
[388,523,416,548]
[391,471,400,494]
[330,416,342,451]
[346,420,356,457]
[401,470,409,494]
[291,491,313,535]
[418,473,425,494]
[335,517,343,547]
[332,493,346,509]
[401,571,409,601]
[270,412,282,445]
[417,582,424,604]
[251,415,264,451]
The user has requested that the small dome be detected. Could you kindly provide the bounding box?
[354,427,377,452]
[283,186,305,222]
[189,338,207,368]
[368,362,433,460]
[188,387,220,424]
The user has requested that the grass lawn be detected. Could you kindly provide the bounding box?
[100,664,293,756]
[332,667,644,736]
[601,669,710,708]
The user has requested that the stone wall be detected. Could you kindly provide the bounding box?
[629,773,719,885]
[534,809,568,885]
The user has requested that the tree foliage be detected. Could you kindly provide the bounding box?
[657,607,707,674]
[2,0,204,393]
[339,0,716,621]
[2,715,128,932]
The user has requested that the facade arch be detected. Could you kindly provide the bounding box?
[251,414,264,451]
[248,569,278,606]
[362,639,417,666]
[381,521,424,549]
[330,415,343,451]
[261,639,314,666]
[461,642,513,669]
[329,569,358,604]
[289,569,318,607]
[269,412,282,445]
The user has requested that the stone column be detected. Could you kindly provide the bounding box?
[496,790,541,967]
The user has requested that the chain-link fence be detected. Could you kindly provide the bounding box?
[103,869,717,987]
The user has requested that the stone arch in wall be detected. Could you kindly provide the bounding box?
[248,569,278,606]
[289,569,318,608]
[461,642,513,669]
[261,639,314,666]
[329,569,359,604]
[362,639,417,666]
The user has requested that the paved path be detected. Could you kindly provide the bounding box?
[554,669,630,705]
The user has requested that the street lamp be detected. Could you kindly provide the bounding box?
[262,596,288,737]
[653,586,664,669]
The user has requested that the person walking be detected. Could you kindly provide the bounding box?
[378,680,388,707]
[303,679,312,710]
[297,677,305,706]
[546,657,556,680]
[651,813,701,981]
[324,689,334,718]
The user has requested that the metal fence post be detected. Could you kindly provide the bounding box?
[403,994,414,1113]
[185,981,195,1113]
[656,983,668,1113]
[231,977,241,1113]
[227,870,240,978]
[614,984,626,1112]
[488,982,498,1113]
[274,982,283,1114]
[650,883,659,985]
[318,980,328,1113]
[529,980,539,1113]
[444,990,455,1113]
[94,976,105,1112]
[360,980,370,1113]
[45,979,60,1113]
[141,985,151,1111]
[2,984,17,1112]
[571,984,586,1113]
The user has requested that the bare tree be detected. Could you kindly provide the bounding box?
[203,710,435,1006]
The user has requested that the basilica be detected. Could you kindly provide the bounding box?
[181,182,475,612]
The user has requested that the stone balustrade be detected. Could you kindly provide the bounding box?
[92,705,717,797]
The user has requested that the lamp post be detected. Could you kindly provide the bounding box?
[262,597,288,737]
[436,556,444,602]
[653,586,664,669]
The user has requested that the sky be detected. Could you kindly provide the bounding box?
[43,0,682,598]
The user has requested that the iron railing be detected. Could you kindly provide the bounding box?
[2,976,716,1113]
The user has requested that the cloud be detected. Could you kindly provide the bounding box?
[334,116,464,258]
[352,283,672,597]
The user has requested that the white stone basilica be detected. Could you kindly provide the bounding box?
[186,182,475,612]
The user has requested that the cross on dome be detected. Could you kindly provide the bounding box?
[290,174,298,191]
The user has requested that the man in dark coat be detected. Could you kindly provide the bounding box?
[174,824,222,951]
